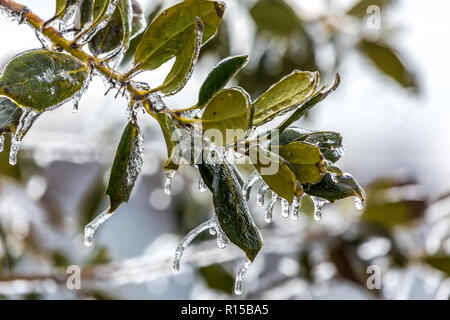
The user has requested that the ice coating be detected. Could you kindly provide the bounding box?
[163,170,176,195]
[257,183,269,207]
[243,171,260,201]
[84,208,113,247]
[9,108,37,165]
[234,259,251,295]
[265,193,278,223]
[311,196,329,221]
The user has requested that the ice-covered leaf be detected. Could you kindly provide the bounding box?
[0,97,22,133]
[89,0,133,57]
[278,127,344,163]
[278,141,326,184]
[250,146,298,202]
[105,121,143,213]
[156,18,204,95]
[250,0,300,36]
[153,112,179,171]
[0,50,90,112]
[201,163,263,262]
[423,255,450,277]
[202,88,251,146]
[359,40,417,90]
[133,0,225,71]
[198,55,248,107]
[304,172,365,203]
[252,70,319,126]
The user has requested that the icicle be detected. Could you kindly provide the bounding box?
[265,193,278,223]
[311,196,329,221]
[281,198,290,218]
[9,108,37,165]
[243,171,260,201]
[291,195,302,220]
[173,219,215,273]
[0,134,4,153]
[35,29,53,49]
[84,208,113,247]
[198,178,207,192]
[163,170,176,195]
[256,183,269,207]
[354,196,365,210]
[234,259,251,295]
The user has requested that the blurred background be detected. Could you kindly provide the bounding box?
[0,0,449,300]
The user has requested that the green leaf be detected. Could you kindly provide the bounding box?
[361,200,426,228]
[209,163,263,262]
[304,172,365,203]
[133,0,225,71]
[0,97,22,134]
[250,145,298,202]
[198,55,248,107]
[201,88,251,146]
[278,127,344,163]
[105,121,143,213]
[153,112,180,171]
[0,50,90,112]
[89,0,133,57]
[423,255,450,277]
[199,264,234,295]
[278,141,326,184]
[252,70,319,126]
[348,0,392,18]
[250,0,300,36]
[359,40,417,90]
[157,18,204,95]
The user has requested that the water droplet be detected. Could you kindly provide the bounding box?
[209,227,216,235]
[281,199,290,218]
[173,219,214,273]
[291,195,303,220]
[234,259,251,295]
[311,196,328,221]
[163,170,176,195]
[84,208,113,247]
[256,183,269,207]
[198,178,207,192]
[354,196,364,210]
[243,171,260,201]
[265,193,278,223]
[9,108,37,165]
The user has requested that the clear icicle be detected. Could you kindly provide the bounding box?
[354,196,365,210]
[9,108,37,165]
[0,134,4,153]
[291,195,303,220]
[256,183,269,207]
[243,171,260,201]
[173,219,215,273]
[265,193,278,223]
[84,208,113,247]
[311,196,329,221]
[281,199,290,218]
[163,170,176,195]
[198,178,207,192]
[234,259,251,295]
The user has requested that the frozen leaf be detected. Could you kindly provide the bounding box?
[156,18,204,95]
[0,50,90,112]
[0,97,22,134]
[250,0,300,36]
[252,70,319,126]
[153,112,179,171]
[202,88,251,146]
[304,172,365,204]
[278,141,326,184]
[198,55,248,107]
[133,0,225,71]
[359,40,417,90]
[105,121,143,212]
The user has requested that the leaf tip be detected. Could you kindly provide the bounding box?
[214,1,226,18]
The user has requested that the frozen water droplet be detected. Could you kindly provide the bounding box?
[0,134,4,153]
[243,171,260,201]
[163,170,176,195]
[9,108,37,165]
[281,199,290,218]
[209,227,216,235]
[354,196,364,210]
[84,208,113,247]
[291,195,302,220]
[72,101,79,113]
[216,229,229,249]
[265,193,278,223]
[311,196,328,221]
[148,92,165,112]
[199,178,207,192]
[256,183,269,207]
[173,219,214,272]
[234,259,251,295]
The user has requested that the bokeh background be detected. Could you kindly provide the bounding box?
[0,0,449,299]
